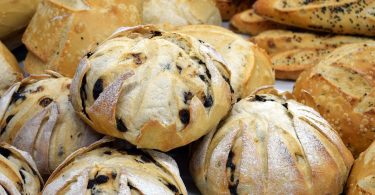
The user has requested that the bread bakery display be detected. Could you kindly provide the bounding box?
[22,0,143,77]
[191,94,353,194]
[0,71,101,175]
[172,24,275,99]
[0,142,43,194]
[215,0,254,20]
[253,0,375,36]
[143,0,221,26]
[250,30,370,80]
[43,138,187,195]
[293,42,375,157]
[346,141,375,194]
[231,9,288,35]
[0,41,23,96]
[70,25,232,152]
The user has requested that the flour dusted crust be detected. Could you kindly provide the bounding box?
[70,25,232,151]
[43,138,187,195]
[22,0,143,77]
[215,0,254,20]
[293,42,375,157]
[172,24,274,99]
[0,41,23,96]
[0,142,43,194]
[191,94,353,195]
[230,9,288,35]
[254,0,375,36]
[251,30,371,80]
[143,0,221,26]
[0,71,101,175]
[346,141,375,194]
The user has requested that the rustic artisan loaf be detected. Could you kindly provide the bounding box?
[0,142,43,194]
[294,42,375,157]
[0,71,101,175]
[250,30,370,80]
[230,9,288,35]
[346,141,375,194]
[22,0,143,77]
[143,0,221,26]
[70,25,232,151]
[0,41,23,96]
[191,94,354,195]
[43,138,187,195]
[215,0,254,20]
[172,24,274,99]
[253,0,375,36]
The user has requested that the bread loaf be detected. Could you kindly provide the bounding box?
[0,41,23,96]
[215,0,254,20]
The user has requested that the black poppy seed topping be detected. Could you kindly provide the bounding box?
[87,175,109,189]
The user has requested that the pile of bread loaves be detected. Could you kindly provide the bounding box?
[0,0,373,194]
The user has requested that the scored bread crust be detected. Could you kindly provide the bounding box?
[250,30,371,80]
[22,0,143,77]
[230,9,288,35]
[346,141,375,194]
[293,42,375,157]
[70,25,232,152]
[171,24,275,99]
[253,0,375,36]
[0,41,23,96]
[191,94,353,195]
[215,0,254,20]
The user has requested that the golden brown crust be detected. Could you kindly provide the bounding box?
[0,41,23,96]
[293,42,375,157]
[253,0,375,36]
[346,141,375,194]
[215,0,254,20]
[230,9,288,35]
[22,0,143,77]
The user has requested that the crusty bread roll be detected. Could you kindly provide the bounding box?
[172,24,274,99]
[346,141,375,194]
[191,94,353,194]
[293,42,375,157]
[143,0,221,26]
[0,142,43,194]
[22,0,143,77]
[0,71,101,175]
[215,0,254,20]
[43,138,187,195]
[250,30,371,80]
[0,41,23,96]
[253,0,375,36]
[70,25,232,152]
[230,9,288,35]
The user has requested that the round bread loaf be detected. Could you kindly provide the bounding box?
[143,0,221,26]
[346,141,375,194]
[0,71,101,175]
[0,142,43,194]
[172,24,274,100]
[0,41,23,96]
[191,94,353,194]
[70,25,232,152]
[42,138,187,195]
[293,42,375,157]
[215,0,254,20]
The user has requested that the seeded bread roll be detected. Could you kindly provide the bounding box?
[293,42,375,157]
[230,9,288,35]
[22,0,143,77]
[0,71,101,175]
[143,0,221,26]
[70,25,232,152]
[346,141,375,194]
[172,24,274,99]
[253,0,375,36]
[191,94,354,195]
[0,142,43,194]
[250,30,371,80]
[215,0,254,20]
[0,41,23,96]
[43,138,187,195]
